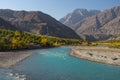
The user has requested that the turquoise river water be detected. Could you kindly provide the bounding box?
[0,47,120,80]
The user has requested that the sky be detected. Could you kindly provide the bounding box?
[0,0,120,20]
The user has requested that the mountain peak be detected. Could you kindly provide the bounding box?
[73,8,88,13]
[60,8,100,26]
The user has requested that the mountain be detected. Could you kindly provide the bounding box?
[60,9,100,28]
[0,17,17,30]
[74,6,120,41]
[60,6,120,41]
[0,9,80,39]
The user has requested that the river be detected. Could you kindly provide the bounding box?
[0,47,120,80]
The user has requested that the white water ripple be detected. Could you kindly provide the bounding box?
[0,71,27,80]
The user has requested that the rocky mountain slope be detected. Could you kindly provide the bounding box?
[60,6,120,41]
[0,17,17,30]
[108,35,120,40]
[75,6,120,41]
[0,9,80,39]
[60,9,100,27]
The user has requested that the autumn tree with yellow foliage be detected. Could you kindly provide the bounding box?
[0,29,87,50]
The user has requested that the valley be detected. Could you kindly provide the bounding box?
[0,4,120,80]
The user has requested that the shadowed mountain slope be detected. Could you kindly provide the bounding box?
[0,9,80,39]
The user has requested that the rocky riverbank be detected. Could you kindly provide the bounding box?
[70,46,120,66]
[0,51,34,68]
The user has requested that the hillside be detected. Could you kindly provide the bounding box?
[108,35,120,40]
[0,9,80,39]
[0,17,17,30]
[0,29,85,51]
[61,6,120,41]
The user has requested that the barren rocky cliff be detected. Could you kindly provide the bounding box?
[60,6,120,41]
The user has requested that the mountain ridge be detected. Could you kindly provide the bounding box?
[60,8,100,27]
[60,6,120,41]
[0,9,80,39]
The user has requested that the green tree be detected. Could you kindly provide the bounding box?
[0,38,5,49]
[14,31,21,37]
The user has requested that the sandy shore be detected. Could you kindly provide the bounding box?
[70,46,120,66]
[0,51,34,68]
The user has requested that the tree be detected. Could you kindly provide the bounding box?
[41,37,48,46]
[14,31,21,37]
[11,38,22,49]
[0,38,5,49]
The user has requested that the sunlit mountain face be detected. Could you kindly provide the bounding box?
[60,6,120,41]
